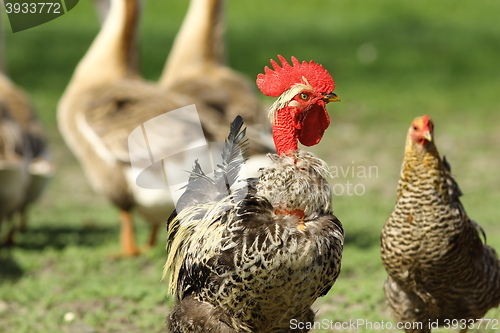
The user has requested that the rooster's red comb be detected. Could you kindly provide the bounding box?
[256,55,335,97]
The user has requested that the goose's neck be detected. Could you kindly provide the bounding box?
[71,0,140,90]
[160,0,225,87]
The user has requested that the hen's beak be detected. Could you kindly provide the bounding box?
[422,131,432,142]
[322,92,340,103]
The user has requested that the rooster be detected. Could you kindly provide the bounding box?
[164,56,342,333]
[380,115,500,333]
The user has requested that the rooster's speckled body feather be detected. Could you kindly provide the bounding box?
[165,117,343,333]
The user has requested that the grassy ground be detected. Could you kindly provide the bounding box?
[1,0,500,332]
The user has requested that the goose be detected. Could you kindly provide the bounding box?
[0,102,28,244]
[58,0,228,256]
[0,72,53,239]
[0,21,53,244]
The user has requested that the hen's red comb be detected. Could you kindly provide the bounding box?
[422,114,431,131]
[423,114,429,125]
[256,55,335,97]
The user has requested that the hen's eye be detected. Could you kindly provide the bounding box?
[300,93,309,100]
[413,126,418,130]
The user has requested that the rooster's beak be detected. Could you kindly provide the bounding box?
[422,131,432,142]
[322,92,340,103]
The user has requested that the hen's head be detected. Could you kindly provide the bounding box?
[257,55,339,155]
[405,115,441,160]
[409,115,434,146]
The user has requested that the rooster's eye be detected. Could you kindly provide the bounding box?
[413,126,418,130]
[300,93,309,100]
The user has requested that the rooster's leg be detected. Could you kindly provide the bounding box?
[120,210,140,256]
[147,223,159,247]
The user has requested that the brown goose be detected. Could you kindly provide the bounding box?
[58,0,226,256]
[0,100,28,242]
[0,72,53,231]
[0,31,53,245]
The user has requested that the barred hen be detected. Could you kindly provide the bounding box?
[380,115,500,333]
[164,56,343,333]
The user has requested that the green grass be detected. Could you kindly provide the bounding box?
[1,0,500,332]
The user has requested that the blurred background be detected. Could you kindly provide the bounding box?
[0,0,499,332]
